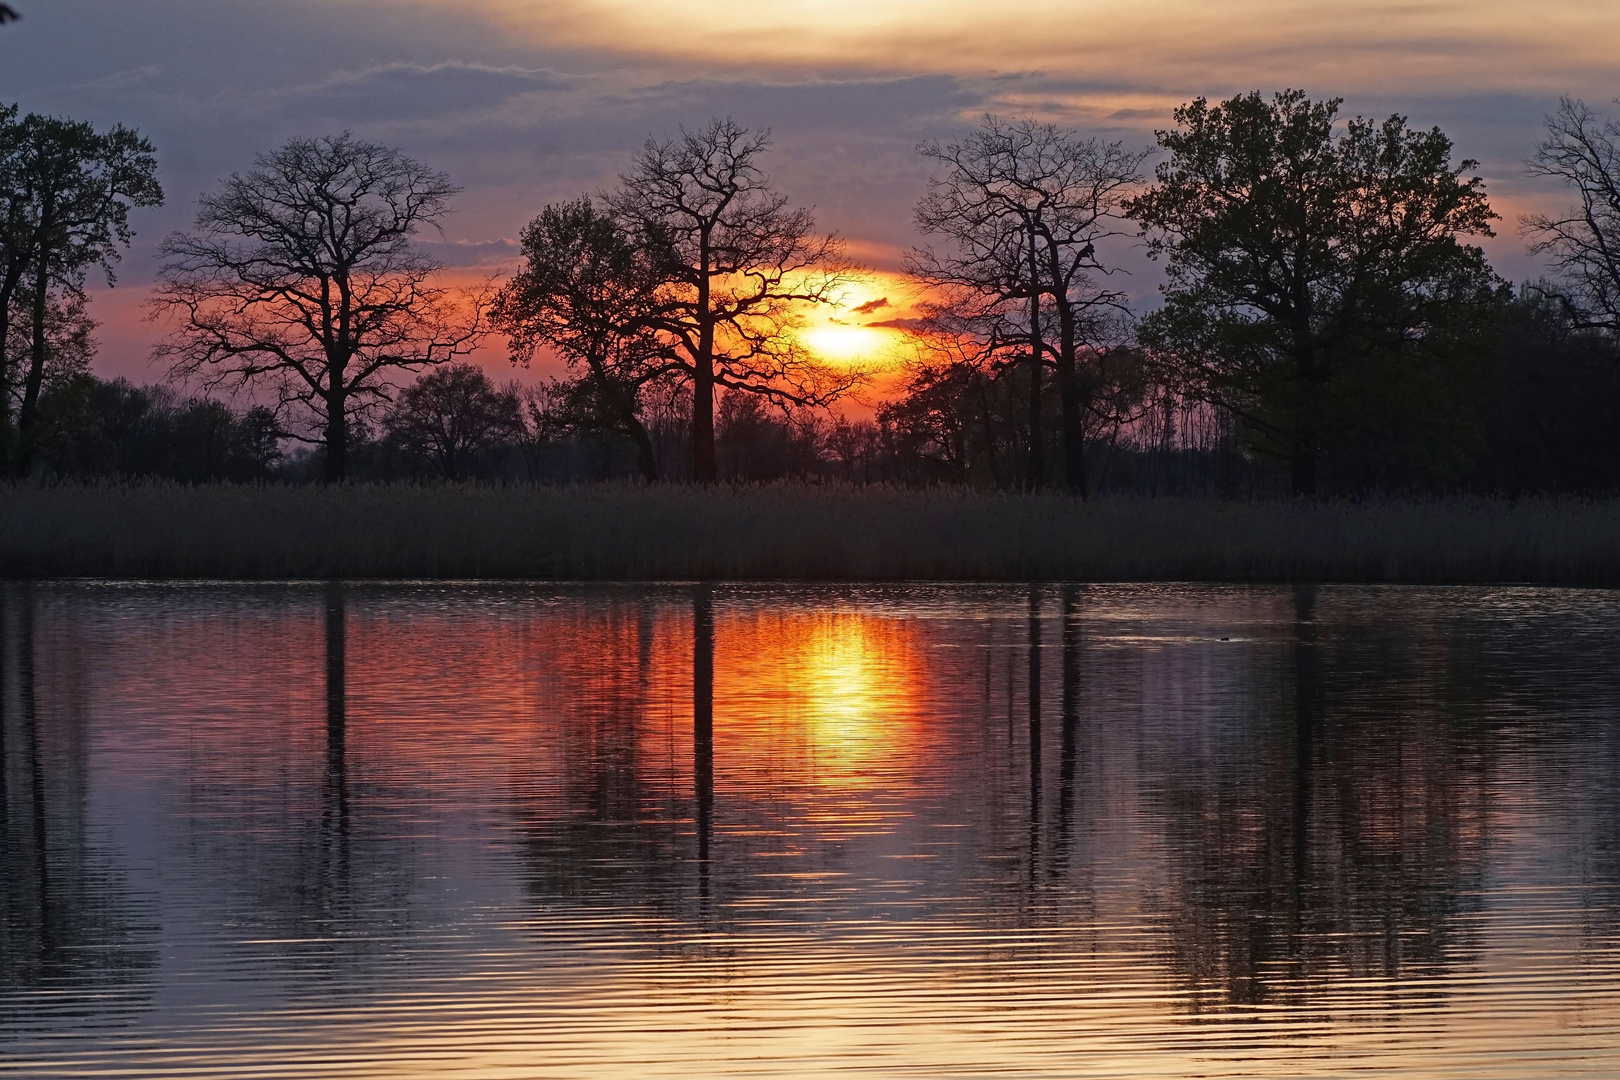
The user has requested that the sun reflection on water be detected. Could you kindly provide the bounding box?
[717,610,923,789]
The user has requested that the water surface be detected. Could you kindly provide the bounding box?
[2,582,1618,1077]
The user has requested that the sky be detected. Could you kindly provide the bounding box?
[5,0,1619,389]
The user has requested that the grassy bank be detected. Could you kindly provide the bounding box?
[3,482,1619,583]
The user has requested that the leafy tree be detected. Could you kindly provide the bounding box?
[1524,96,1620,342]
[1128,90,1500,495]
[606,117,861,482]
[493,199,673,480]
[4,284,95,414]
[383,362,521,479]
[152,134,486,482]
[911,116,1147,493]
[32,376,282,481]
[0,107,161,472]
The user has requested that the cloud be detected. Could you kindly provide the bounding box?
[852,297,891,315]
[413,236,522,271]
[289,62,574,124]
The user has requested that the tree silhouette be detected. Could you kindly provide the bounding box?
[0,108,161,474]
[911,116,1146,493]
[607,118,862,482]
[493,199,674,480]
[152,134,486,482]
[383,362,521,479]
[1129,91,1500,495]
[1524,96,1620,342]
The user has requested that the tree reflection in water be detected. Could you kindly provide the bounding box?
[4,581,1619,1075]
[0,584,156,1030]
[1148,584,1492,1011]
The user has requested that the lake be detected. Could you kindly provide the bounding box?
[2,582,1617,1077]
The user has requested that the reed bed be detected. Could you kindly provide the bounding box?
[2,481,1619,583]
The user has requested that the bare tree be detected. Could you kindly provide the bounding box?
[152,134,486,482]
[1525,96,1620,340]
[607,118,861,482]
[911,116,1146,493]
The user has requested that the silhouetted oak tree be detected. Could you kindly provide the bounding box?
[1525,97,1620,342]
[911,116,1146,493]
[607,118,860,483]
[493,198,673,480]
[153,134,485,482]
[1129,91,1500,495]
[0,107,161,473]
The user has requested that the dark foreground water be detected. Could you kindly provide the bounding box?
[1,582,1618,1078]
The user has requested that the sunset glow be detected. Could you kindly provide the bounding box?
[475,0,1620,92]
[797,276,919,372]
[719,609,925,789]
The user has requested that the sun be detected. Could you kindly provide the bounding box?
[797,277,914,369]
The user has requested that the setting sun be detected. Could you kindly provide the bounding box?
[798,276,917,369]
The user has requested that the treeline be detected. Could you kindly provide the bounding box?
[9,92,1620,495]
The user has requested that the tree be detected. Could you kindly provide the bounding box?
[152,133,485,482]
[1524,96,1620,342]
[4,284,95,415]
[606,117,861,482]
[0,108,161,472]
[911,116,1147,493]
[493,199,673,480]
[383,362,521,479]
[1128,90,1500,495]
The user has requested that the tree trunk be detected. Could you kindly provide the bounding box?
[585,354,660,482]
[691,267,717,482]
[0,270,22,473]
[1026,230,1043,492]
[324,389,348,483]
[1290,440,1317,497]
[630,421,658,481]
[16,240,52,477]
[1054,300,1088,497]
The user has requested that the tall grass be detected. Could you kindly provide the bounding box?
[3,481,1619,582]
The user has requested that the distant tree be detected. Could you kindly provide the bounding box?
[383,362,521,479]
[32,376,283,481]
[712,389,821,481]
[152,134,486,482]
[1128,90,1501,495]
[875,360,980,485]
[493,199,674,480]
[1524,96,1620,343]
[911,116,1148,493]
[606,117,862,482]
[1470,285,1620,493]
[0,108,161,473]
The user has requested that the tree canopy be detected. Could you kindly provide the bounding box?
[606,118,862,482]
[0,107,161,473]
[1129,90,1501,494]
[152,133,485,482]
[911,116,1147,493]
